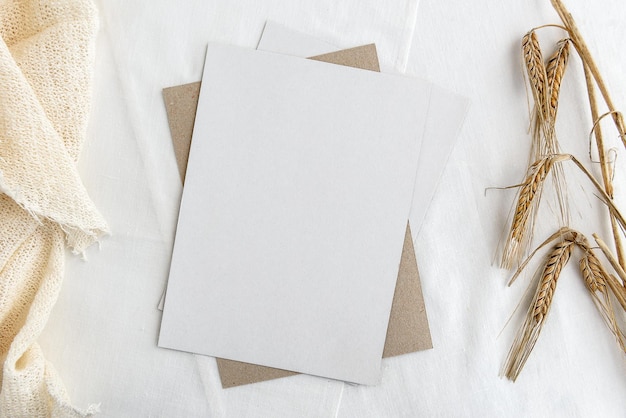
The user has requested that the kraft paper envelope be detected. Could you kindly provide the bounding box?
[158,44,430,385]
[162,44,432,388]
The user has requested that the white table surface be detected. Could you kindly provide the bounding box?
[38,0,626,416]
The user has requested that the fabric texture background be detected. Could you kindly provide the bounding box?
[0,1,107,416]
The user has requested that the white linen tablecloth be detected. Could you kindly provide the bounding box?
[38,0,626,416]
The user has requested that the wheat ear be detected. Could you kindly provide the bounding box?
[592,234,626,311]
[579,249,626,353]
[541,39,570,226]
[546,38,570,124]
[502,237,574,381]
[501,155,567,269]
[522,31,549,121]
[509,226,574,286]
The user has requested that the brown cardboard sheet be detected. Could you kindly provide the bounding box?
[162,44,432,388]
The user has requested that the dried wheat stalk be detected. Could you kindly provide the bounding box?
[583,62,626,268]
[541,37,570,226]
[579,249,626,352]
[546,39,570,124]
[508,226,573,286]
[593,234,626,310]
[574,234,626,351]
[524,29,559,160]
[551,0,626,148]
[504,228,626,380]
[567,155,626,232]
[552,0,626,270]
[501,158,552,269]
[503,0,626,380]
[507,30,570,268]
[523,31,549,122]
[501,155,569,269]
[503,234,575,381]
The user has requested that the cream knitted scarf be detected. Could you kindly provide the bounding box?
[0,1,108,416]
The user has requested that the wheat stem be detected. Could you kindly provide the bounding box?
[564,156,626,233]
[606,274,626,312]
[582,54,626,273]
[550,0,626,147]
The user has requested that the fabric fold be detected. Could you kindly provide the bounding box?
[0,1,106,416]
[0,2,107,253]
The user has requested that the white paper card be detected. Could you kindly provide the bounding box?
[257,21,337,57]
[259,22,470,238]
[158,44,431,385]
[156,25,469,312]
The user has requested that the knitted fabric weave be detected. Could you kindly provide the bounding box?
[0,1,108,416]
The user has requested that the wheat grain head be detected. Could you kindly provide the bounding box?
[502,156,555,269]
[579,249,626,353]
[546,39,570,124]
[503,238,574,381]
[522,31,549,121]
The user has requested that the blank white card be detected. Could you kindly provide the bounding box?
[159,44,431,385]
